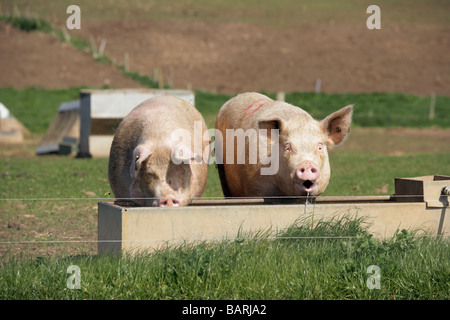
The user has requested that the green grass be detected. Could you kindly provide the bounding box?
[0,157,109,254]
[1,88,449,135]
[325,151,450,196]
[0,87,80,133]
[0,156,110,199]
[0,15,52,32]
[1,151,449,201]
[0,215,448,299]
[286,92,450,128]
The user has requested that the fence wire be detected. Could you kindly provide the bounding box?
[0,193,447,246]
[0,193,447,201]
[0,234,446,246]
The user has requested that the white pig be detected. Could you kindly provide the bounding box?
[215,92,353,198]
[108,96,209,207]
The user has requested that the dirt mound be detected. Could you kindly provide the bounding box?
[1,19,449,96]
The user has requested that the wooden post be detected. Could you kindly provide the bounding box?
[276,91,285,102]
[124,52,129,71]
[315,78,321,93]
[13,4,20,17]
[61,27,71,42]
[429,92,436,121]
[90,36,97,58]
[98,39,107,57]
[168,67,174,88]
[158,67,164,88]
[152,67,159,83]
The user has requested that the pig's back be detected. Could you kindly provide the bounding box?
[123,96,201,139]
[217,92,314,132]
[216,92,273,131]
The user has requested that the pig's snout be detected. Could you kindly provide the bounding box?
[296,162,320,188]
[160,194,180,207]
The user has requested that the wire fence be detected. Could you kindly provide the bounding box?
[0,192,447,247]
[0,193,447,201]
[0,234,446,246]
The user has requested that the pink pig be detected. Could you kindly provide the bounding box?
[108,96,209,207]
[215,92,353,198]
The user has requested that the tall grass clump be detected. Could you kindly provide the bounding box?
[0,15,52,33]
[0,215,448,300]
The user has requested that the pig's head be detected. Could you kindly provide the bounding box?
[129,143,202,207]
[258,104,353,197]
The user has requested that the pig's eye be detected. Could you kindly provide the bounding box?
[285,143,292,152]
[317,143,324,152]
[145,172,155,181]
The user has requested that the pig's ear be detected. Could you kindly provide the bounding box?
[321,104,353,146]
[171,143,202,165]
[258,118,285,142]
[258,118,284,131]
[130,146,152,178]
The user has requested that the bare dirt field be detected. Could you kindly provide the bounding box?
[75,20,450,96]
[1,18,449,96]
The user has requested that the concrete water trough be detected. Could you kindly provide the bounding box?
[98,175,449,255]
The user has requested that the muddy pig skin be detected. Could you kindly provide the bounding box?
[215,92,353,198]
[108,96,209,207]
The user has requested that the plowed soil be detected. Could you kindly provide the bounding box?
[1,19,449,95]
